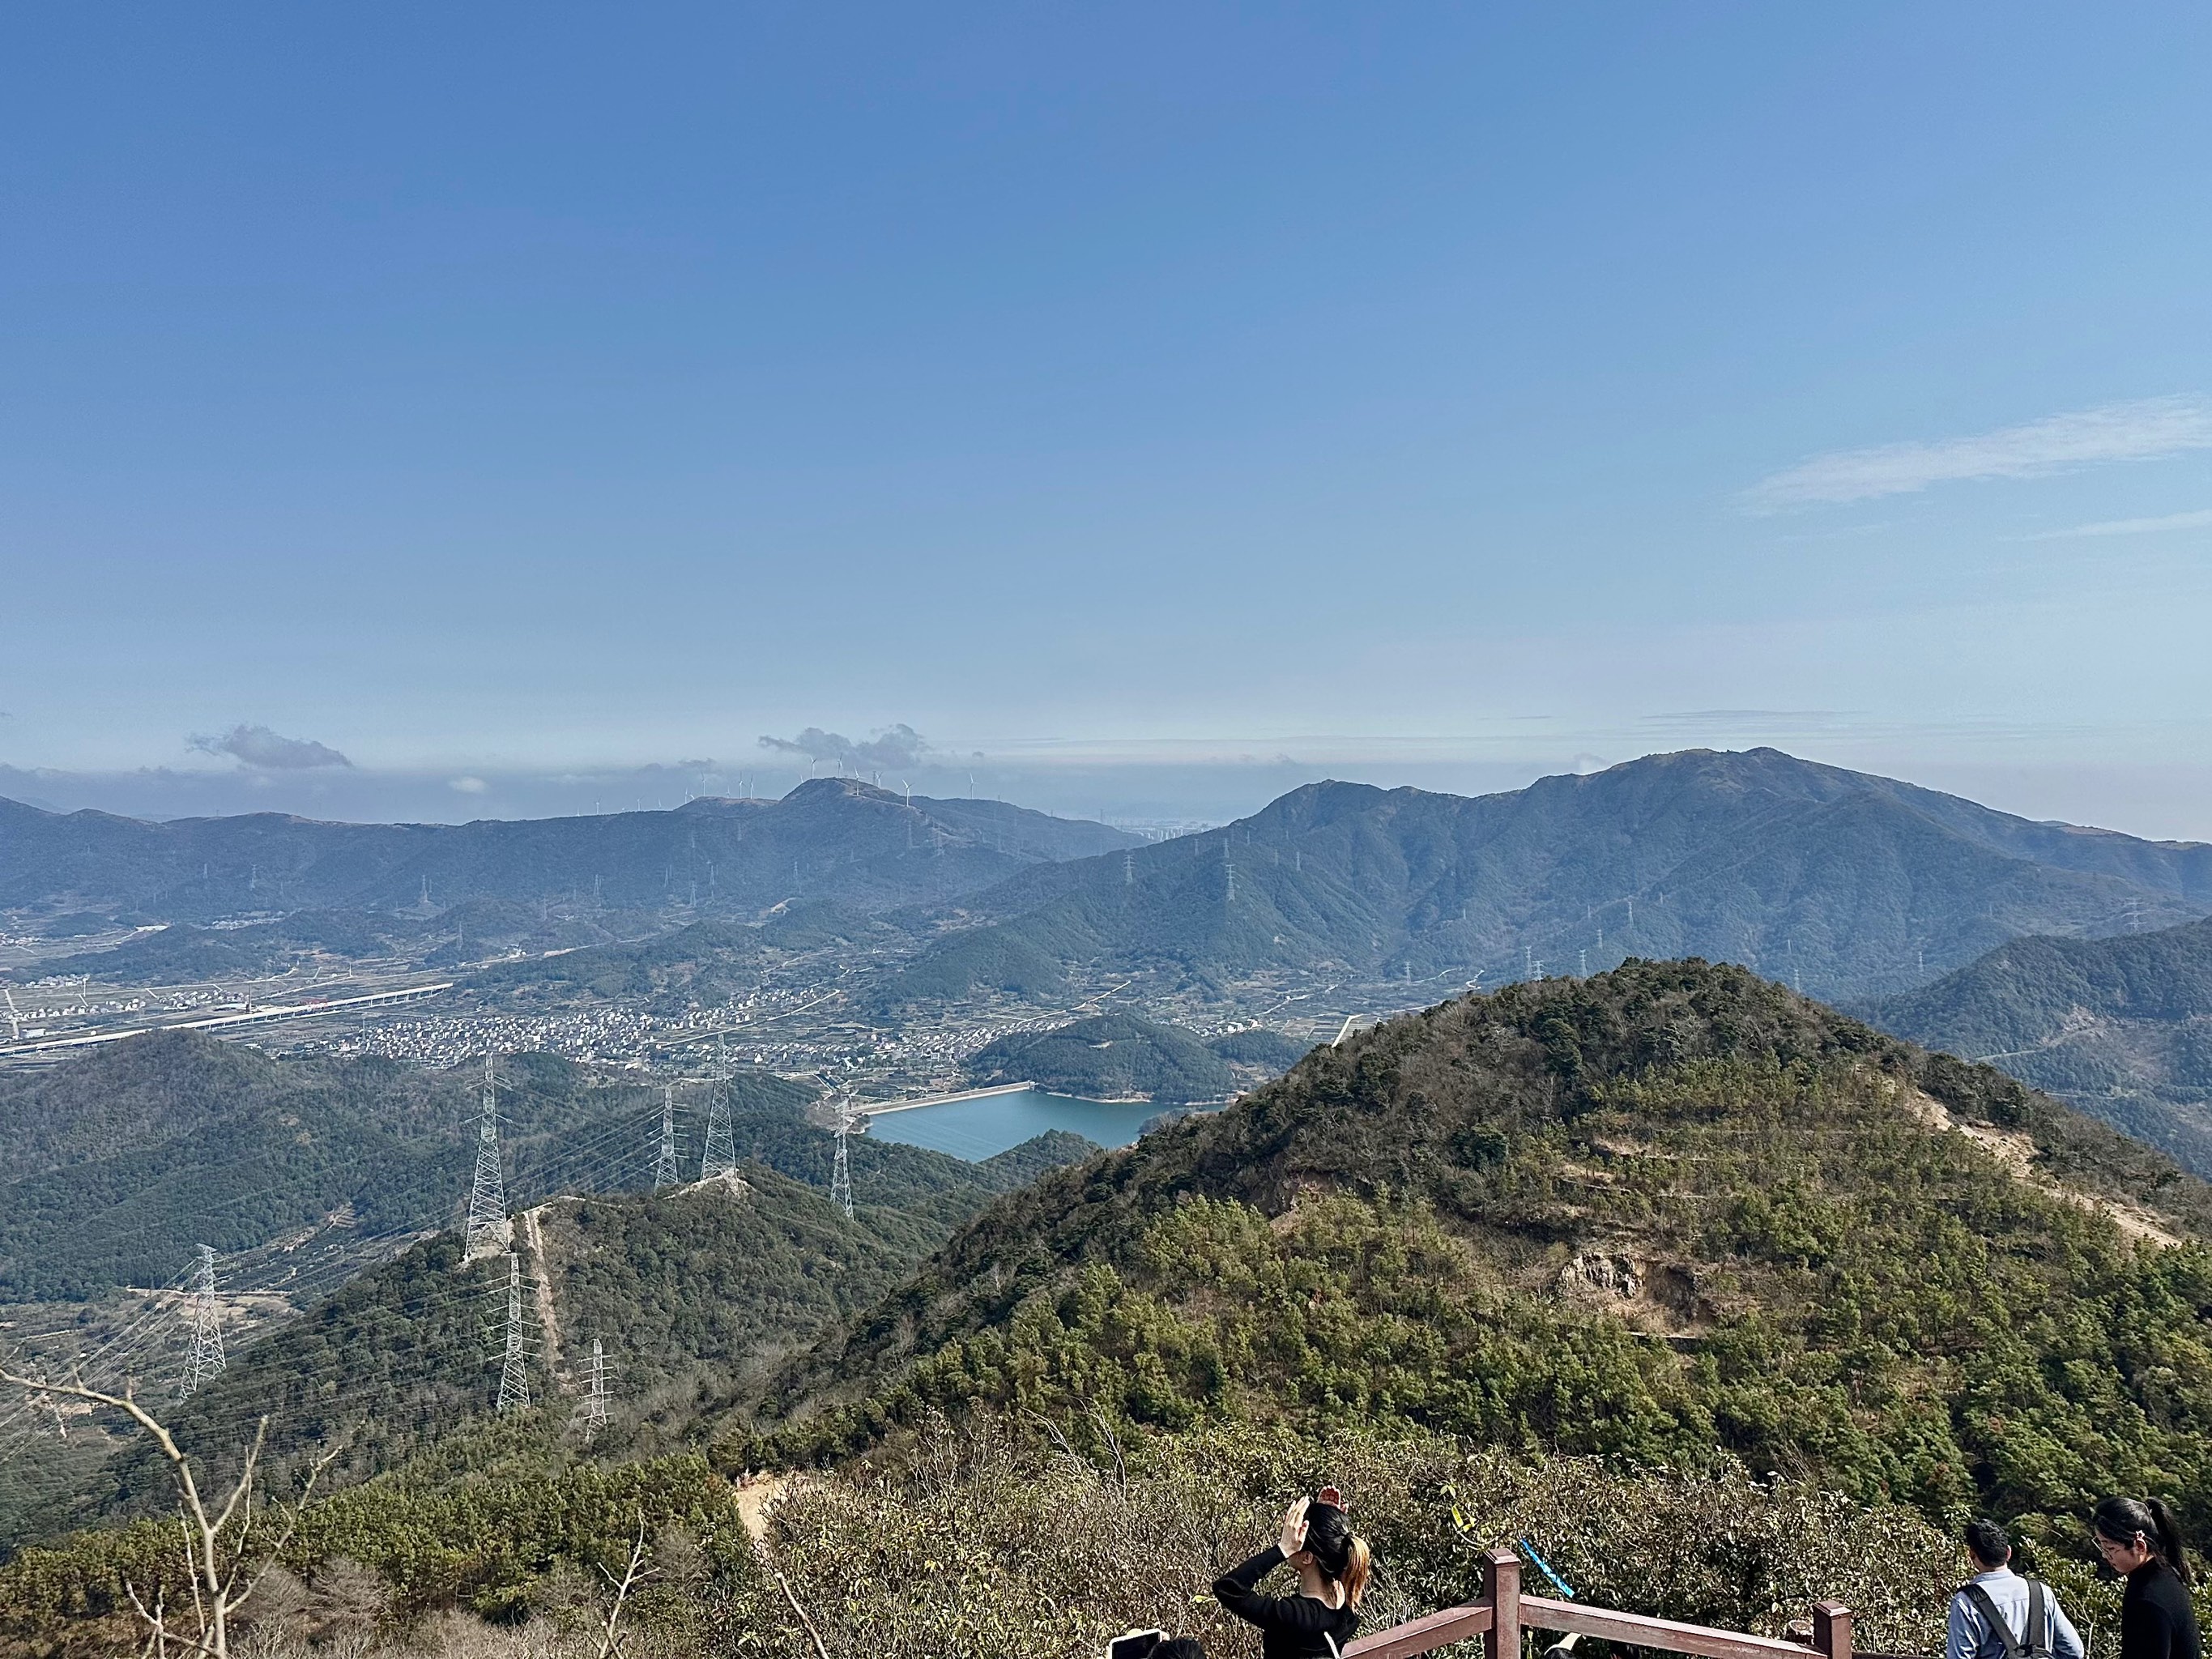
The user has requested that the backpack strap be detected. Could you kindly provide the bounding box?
[1323,1637,1343,1659]
[1962,1583,2027,1659]
[2025,1581,2050,1659]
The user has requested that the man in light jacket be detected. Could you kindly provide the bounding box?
[1949,1518,2086,1659]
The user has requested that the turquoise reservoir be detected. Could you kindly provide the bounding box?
[863,1087,1170,1162]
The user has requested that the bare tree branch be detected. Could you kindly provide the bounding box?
[594,1513,658,1659]
[1,1367,347,1659]
[177,1514,210,1651]
[231,1438,345,1616]
[776,1572,833,1659]
[122,1578,174,1658]
[1088,1405,1129,1500]
[123,1570,219,1659]
[211,1418,266,1540]
[1027,1409,1083,1470]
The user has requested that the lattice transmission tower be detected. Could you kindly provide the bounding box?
[582,1338,610,1441]
[829,1094,855,1221]
[465,1056,509,1256]
[180,1245,225,1397]
[497,1251,531,1414]
[654,1085,680,1187]
[701,1081,735,1181]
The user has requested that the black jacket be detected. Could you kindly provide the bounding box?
[2121,1561,2201,1659]
[1211,1545,1360,1658]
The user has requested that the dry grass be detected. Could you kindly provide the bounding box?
[6,1422,1968,1659]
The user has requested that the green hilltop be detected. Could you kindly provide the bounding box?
[968,1012,1245,1102]
[748,959,2212,1558]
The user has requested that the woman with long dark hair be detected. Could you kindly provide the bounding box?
[2093,1497,2201,1659]
[1209,1493,1373,1657]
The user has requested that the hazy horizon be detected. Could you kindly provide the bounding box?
[11,738,2212,847]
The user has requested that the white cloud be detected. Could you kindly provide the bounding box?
[2026,507,2212,540]
[759,723,930,772]
[187,723,352,770]
[448,775,489,793]
[1740,397,2212,513]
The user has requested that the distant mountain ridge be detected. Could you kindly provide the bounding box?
[882,748,2212,1004]
[0,778,1133,922]
[1864,915,2212,1177]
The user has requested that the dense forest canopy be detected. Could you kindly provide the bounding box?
[967,1013,1238,1102]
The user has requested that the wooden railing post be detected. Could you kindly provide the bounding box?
[1485,1549,1522,1659]
[1346,1565,1868,1659]
[1813,1603,1853,1659]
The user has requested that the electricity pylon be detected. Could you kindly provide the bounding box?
[180,1245,225,1397]
[654,1085,679,1187]
[701,1082,735,1181]
[465,1056,509,1256]
[582,1338,609,1441]
[829,1094,855,1221]
[497,1252,531,1414]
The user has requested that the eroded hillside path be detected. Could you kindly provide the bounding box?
[520,1205,567,1384]
[1897,1081,2183,1247]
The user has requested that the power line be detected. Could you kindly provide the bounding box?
[0,1263,198,1456]
[3,1061,825,1475]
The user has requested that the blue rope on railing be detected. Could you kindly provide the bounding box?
[1515,1537,1576,1600]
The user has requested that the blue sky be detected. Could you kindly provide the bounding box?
[4,4,2212,832]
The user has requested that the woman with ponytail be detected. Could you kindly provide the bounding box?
[2094,1497,2201,1659]
[1209,1492,1372,1657]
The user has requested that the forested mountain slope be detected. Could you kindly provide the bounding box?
[6,1113,1094,1548]
[0,778,1131,922]
[0,1028,1093,1303]
[752,959,2212,1549]
[0,1034,693,1299]
[883,748,2212,1005]
[1863,915,2212,1178]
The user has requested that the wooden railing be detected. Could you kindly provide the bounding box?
[1344,1550,1854,1659]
